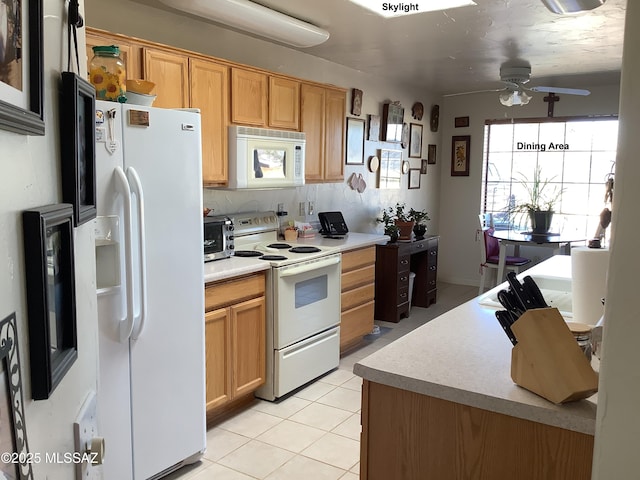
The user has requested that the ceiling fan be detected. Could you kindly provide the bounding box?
[445,65,591,106]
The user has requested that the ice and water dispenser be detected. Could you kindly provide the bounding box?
[95,216,121,293]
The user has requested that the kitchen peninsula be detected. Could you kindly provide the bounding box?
[354,256,597,480]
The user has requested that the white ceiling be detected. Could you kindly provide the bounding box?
[173,0,627,95]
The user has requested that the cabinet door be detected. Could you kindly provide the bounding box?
[231,296,266,398]
[143,48,189,108]
[231,68,268,126]
[205,308,231,410]
[300,83,326,182]
[190,58,229,186]
[324,89,346,182]
[269,77,300,130]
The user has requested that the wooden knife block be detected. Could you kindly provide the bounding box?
[510,307,598,404]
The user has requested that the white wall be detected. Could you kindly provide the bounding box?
[84,0,441,235]
[0,1,98,478]
[592,2,640,477]
[439,85,620,286]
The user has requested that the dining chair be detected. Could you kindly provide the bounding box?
[478,225,531,294]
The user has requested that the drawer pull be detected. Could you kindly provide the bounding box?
[430,250,437,256]
[400,292,408,298]
[429,280,436,286]
[429,266,436,271]
[400,276,408,282]
[417,243,424,249]
[400,259,409,265]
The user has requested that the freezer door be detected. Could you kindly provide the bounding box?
[94,101,135,480]
[121,105,206,479]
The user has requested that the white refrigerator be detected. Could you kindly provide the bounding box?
[94,100,206,480]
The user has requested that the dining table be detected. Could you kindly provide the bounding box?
[490,230,587,281]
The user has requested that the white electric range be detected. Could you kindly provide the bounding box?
[231,211,341,401]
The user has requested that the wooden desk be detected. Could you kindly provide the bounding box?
[491,230,586,282]
[374,236,438,322]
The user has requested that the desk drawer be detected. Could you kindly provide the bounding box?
[398,271,410,289]
[397,287,409,305]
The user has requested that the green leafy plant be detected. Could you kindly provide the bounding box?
[409,207,430,225]
[510,165,563,213]
[377,202,430,237]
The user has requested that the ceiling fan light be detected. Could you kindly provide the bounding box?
[499,92,514,106]
[540,0,606,14]
[499,90,532,107]
[157,0,330,47]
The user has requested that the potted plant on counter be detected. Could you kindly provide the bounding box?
[509,166,563,234]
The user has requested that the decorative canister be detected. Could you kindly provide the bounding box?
[566,322,593,362]
[89,45,127,102]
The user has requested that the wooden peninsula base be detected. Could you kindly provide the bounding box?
[360,380,594,480]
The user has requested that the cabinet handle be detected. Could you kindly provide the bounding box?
[400,259,409,265]
[417,243,424,249]
[400,292,408,298]
[430,250,437,256]
[429,266,436,271]
[400,276,408,282]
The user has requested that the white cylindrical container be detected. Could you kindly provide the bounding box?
[408,272,416,313]
[571,246,610,325]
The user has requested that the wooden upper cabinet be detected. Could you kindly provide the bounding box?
[231,68,268,126]
[324,89,346,182]
[190,58,229,186]
[143,48,189,108]
[85,30,140,81]
[301,84,345,183]
[300,84,326,182]
[268,77,300,130]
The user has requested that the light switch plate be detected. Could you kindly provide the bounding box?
[73,391,101,480]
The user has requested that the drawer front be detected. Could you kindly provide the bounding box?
[398,270,410,289]
[412,241,428,254]
[428,247,438,266]
[398,255,411,272]
[342,283,375,311]
[340,301,375,348]
[341,246,376,272]
[342,264,375,291]
[205,273,266,311]
[397,286,409,305]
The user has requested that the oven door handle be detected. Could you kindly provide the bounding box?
[279,255,341,277]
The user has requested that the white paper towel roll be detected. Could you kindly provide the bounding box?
[571,246,610,325]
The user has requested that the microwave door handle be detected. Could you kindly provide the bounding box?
[253,149,263,178]
[113,167,135,342]
[127,166,148,340]
[282,150,286,174]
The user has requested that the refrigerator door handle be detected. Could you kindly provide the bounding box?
[127,167,148,340]
[113,167,136,342]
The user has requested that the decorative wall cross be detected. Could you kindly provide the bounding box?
[543,93,560,117]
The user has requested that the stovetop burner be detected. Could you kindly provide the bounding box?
[266,243,292,249]
[234,250,264,257]
[260,255,288,261]
[289,246,321,254]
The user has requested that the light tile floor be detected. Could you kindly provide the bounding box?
[166,283,477,480]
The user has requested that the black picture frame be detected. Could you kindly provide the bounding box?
[61,72,97,227]
[346,117,365,165]
[22,204,78,400]
[0,313,34,480]
[455,116,470,128]
[451,135,471,176]
[421,159,428,174]
[381,102,404,143]
[0,0,44,135]
[427,144,437,164]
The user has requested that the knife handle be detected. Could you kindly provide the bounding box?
[523,276,549,308]
[506,272,534,310]
[495,310,518,345]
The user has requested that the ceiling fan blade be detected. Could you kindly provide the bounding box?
[444,88,506,97]
[528,86,591,96]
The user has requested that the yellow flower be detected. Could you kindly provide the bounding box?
[103,78,122,100]
[89,67,108,90]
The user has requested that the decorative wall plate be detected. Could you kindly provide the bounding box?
[368,155,380,172]
[402,160,410,174]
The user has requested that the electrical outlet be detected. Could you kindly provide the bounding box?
[308,201,314,215]
[299,202,306,216]
[73,391,104,480]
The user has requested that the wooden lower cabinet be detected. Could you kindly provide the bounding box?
[340,246,376,352]
[360,381,594,480]
[204,273,266,418]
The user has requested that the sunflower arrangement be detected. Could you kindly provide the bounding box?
[89,46,127,103]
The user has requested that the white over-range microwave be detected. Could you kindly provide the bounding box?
[227,125,305,189]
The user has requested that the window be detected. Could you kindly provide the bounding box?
[481,118,617,237]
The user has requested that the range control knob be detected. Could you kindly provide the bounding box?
[228,224,234,231]
[227,235,235,241]
[253,217,262,224]
[229,244,235,250]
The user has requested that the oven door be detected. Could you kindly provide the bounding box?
[272,253,341,349]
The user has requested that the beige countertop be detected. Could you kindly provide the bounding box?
[353,255,598,435]
[204,232,388,284]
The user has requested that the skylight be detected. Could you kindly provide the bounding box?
[349,0,477,18]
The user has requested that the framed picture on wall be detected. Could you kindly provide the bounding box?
[408,168,421,189]
[346,117,365,165]
[427,144,437,164]
[451,135,471,176]
[409,123,423,158]
[60,72,97,226]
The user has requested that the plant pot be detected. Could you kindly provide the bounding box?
[529,210,554,234]
[388,232,399,243]
[413,224,427,239]
[395,220,415,240]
